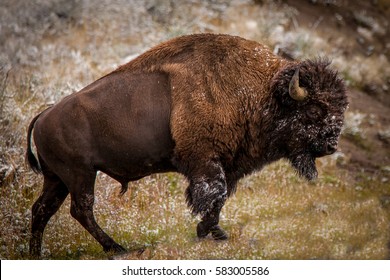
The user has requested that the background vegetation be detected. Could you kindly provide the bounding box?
[0,0,389,259]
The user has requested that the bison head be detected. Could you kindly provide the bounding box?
[270,58,348,180]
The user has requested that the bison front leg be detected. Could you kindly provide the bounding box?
[197,199,228,240]
[185,160,228,240]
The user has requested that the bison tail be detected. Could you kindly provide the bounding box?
[26,112,43,174]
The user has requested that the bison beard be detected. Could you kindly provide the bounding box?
[26,33,348,257]
[289,154,318,181]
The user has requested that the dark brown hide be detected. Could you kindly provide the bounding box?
[28,72,175,255]
[26,34,347,257]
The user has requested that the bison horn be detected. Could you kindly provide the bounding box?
[289,68,308,101]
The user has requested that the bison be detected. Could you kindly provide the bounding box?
[26,33,348,257]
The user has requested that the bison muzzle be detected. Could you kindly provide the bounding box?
[26,33,348,257]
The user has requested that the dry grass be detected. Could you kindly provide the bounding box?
[1,0,389,260]
[3,159,388,260]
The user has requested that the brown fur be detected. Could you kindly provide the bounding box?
[26,34,347,257]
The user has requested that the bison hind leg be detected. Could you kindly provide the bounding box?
[67,171,126,254]
[30,172,69,258]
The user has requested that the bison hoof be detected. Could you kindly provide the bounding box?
[105,243,127,254]
[197,223,228,240]
[196,222,209,238]
[211,225,228,240]
[29,249,41,259]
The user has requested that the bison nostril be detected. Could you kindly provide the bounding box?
[326,143,337,154]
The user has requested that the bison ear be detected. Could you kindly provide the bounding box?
[289,68,308,101]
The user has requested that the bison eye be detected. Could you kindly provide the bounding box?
[306,105,323,120]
